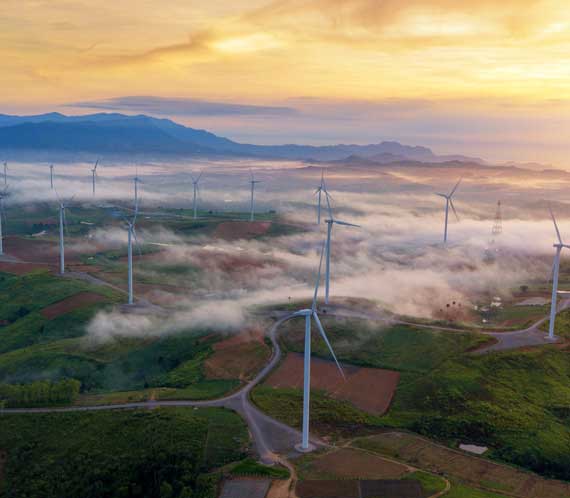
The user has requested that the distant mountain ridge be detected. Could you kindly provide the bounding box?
[0,112,484,164]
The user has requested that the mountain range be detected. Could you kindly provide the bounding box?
[0,112,483,164]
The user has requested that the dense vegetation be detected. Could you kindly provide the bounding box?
[0,271,239,401]
[0,408,248,498]
[258,317,570,482]
[0,379,80,408]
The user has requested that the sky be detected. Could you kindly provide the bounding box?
[2,0,570,165]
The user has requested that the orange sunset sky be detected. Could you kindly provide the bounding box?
[2,0,570,165]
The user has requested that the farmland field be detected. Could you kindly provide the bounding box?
[265,352,399,414]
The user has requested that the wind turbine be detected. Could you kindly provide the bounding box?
[191,172,203,220]
[49,164,54,189]
[133,171,142,207]
[3,162,7,187]
[436,178,461,244]
[0,188,8,255]
[249,171,261,222]
[125,198,141,305]
[55,191,72,275]
[323,195,360,305]
[91,160,99,196]
[292,241,345,451]
[315,169,327,225]
[547,208,569,340]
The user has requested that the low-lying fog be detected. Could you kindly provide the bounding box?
[5,158,569,341]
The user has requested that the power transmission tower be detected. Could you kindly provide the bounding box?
[491,200,502,244]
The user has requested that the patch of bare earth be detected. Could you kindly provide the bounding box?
[266,353,400,415]
[204,328,270,381]
[307,448,408,480]
[4,236,86,264]
[296,480,358,498]
[41,292,107,319]
[213,221,271,240]
[0,261,54,274]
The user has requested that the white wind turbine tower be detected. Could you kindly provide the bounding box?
[55,191,72,275]
[436,177,462,244]
[191,172,203,220]
[49,164,54,189]
[547,208,569,340]
[125,199,141,305]
[249,171,261,221]
[323,195,360,305]
[292,241,345,451]
[0,188,8,255]
[91,160,99,196]
[314,169,327,225]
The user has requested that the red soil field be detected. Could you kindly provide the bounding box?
[213,221,271,240]
[204,327,270,381]
[0,261,54,275]
[308,448,409,479]
[3,236,88,264]
[40,292,107,319]
[265,353,400,415]
[296,480,359,498]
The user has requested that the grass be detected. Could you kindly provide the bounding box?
[0,407,248,498]
[402,471,447,496]
[229,458,290,479]
[540,307,570,338]
[279,318,490,376]
[445,480,510,498]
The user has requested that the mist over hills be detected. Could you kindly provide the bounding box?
[0,112,483,164]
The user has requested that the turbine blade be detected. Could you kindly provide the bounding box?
[550,207,563,245]
[197,171,203,182]
[449,199,460,221]
[312,240,326,311]
[132,196,141,225]
[132,228,143,256]
[449,177,462,197]
[334,220,360,228]
[312,312,346,380]
[325,191,333,219]
[436,193,448,198]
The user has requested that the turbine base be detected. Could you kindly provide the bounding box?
[295,443,316,453]
[544,335,559,342]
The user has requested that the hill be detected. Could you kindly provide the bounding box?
[0,112,483,163]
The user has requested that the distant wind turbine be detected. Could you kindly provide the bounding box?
[547,208,569,340]
[314,169,328,225]
[49,164,54,189]
[292,241,345,451]
[0,188,8,255]
[436,177,462,244]
[91,160,99,196]
[3,162,7,187]
[323,194,360,305]
[191,172,203,220]
[133,172,142,207]
[249,171,261,222]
